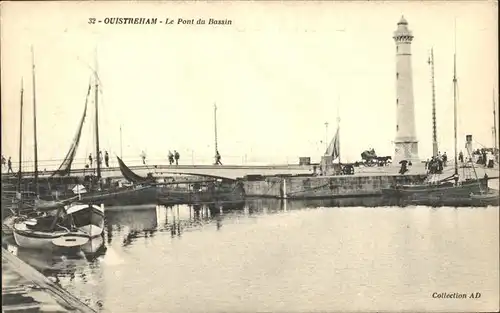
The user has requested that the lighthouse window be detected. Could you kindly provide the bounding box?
[397,125,399,131]
[396,46,399,53]
[396,72,399,79]
[396,98,399,105]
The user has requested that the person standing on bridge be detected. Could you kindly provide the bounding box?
[215,150,222,165]
[174,150,180,165]
[1,155,6,171]
[88,153,93,167]
[7,157,13,173]
[141,151,147,165]
[104,151,110,167]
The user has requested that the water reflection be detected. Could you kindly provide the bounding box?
[7,198,498,312]
[12,198,386,273]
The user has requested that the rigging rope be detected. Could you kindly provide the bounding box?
[52,83,91,177]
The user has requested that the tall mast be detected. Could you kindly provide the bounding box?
[428,47,438,156]
[493,89,498,155]
[337,105,341,164]
[31,46,39,194]
[214,103,218,158]
[452,53,458,180]
[18,79,24,192]
[94,50,101,180]
[452,19,459,183]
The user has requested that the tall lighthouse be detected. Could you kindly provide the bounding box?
[393,16,419,163]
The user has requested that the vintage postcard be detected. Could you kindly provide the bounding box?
[1,1,498,312]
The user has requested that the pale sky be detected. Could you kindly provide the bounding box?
[1,1,498,169]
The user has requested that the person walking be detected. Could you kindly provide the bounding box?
[141,151,147,165]
[7,157,13,173]
[215,150,222,165]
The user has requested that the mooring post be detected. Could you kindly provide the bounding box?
[283,177,288,199]
[171,206,176,236]
[171,220,176,237]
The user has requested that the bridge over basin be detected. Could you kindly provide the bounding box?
[4,164,317,181]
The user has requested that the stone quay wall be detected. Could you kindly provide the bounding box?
[243,174,427,199]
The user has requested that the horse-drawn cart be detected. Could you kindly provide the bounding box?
[360,149,392,167]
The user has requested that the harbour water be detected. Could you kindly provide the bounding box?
[6,199,500,312]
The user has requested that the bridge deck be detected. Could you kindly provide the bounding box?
[2,164,316,181]
[2,163,497,184]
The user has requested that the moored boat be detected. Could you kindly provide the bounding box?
[382,176,488,198]
[13,221,89,251]
[63,202,105,238]
[117,156,246,205]
[13,202,105,251]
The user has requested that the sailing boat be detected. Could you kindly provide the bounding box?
[383,52,494,206]
[116,155,246,205]
[468,93,500,204]
[114,102,245,206]
[33,54,157,206]
[2,49,82,213]
[12,202,104,250]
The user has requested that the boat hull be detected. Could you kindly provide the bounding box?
[382,179,488,197]
[12,203,105,250]
[13,226,89,251]
[157,182,246,205]
[80,187,157,206]
[40,186,157,207]
[469,190,500,206]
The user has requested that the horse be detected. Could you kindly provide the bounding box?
[375,156,392,166]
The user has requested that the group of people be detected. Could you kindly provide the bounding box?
[471,148,497,168]
[165,150,222,166]
[2,149,227,172]
[168,150,180,165]
[86,151,110,169]
[425,151,448,174]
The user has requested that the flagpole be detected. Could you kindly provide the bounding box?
[324,122,329,152]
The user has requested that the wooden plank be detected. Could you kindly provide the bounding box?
[2,286,27,294]
[2,302,41,312]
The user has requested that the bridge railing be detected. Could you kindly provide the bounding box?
[1,154,314,173]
